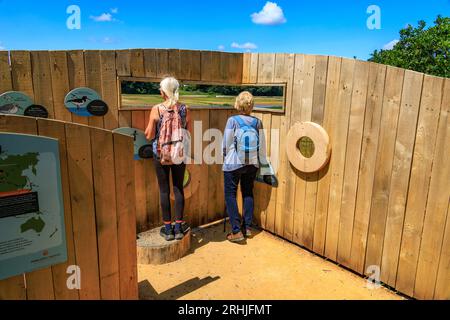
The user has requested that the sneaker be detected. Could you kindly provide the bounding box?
[159,226,175,242]
[227,231,245,243]
[181,222,191,234]
[245,228,253,238]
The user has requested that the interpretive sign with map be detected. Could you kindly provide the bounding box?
[0,133,67,280]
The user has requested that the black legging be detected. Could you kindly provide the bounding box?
[153,160,186,223]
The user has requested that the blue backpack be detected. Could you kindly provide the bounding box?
[233,115,260,164]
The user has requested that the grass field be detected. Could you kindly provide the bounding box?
[122,93,283,110]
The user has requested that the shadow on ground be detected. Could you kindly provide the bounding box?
[188,222,263,254]
[139,276,220,300]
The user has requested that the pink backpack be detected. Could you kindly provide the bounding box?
[157,104,186,165]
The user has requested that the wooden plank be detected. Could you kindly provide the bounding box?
[292,55,316,247]
[257,54,276,83]
[313,56,341,255]
[219,52,232,83]
[206,109,220,222]
[115,50,131,77]
[168,49,181,78]
[119,110,132,127]
[200,51,213,82]
[113,132,138,300]
[337,60,370,266]
[0,51,11,93]
[273,54,295,237]
[258,112,273,229]
[265,114,280,233]
[100,51,119,130]
[348,63,387,274]
[67,50,88,125]
[49,51,72,122]
[197,109,210,225]
[84,50,104,128]
[249,53,259,84]
[130,49,145,77]
[90,128,121,300]
[30,51,55,119]
[324,58,355,261]
[434,201,450,300]
[143,49,158,78]
[156,49,169,78]
[179,50,201,81]
[364,66,405,274]
[311,56,329,125]
[65,122,101,299]
[413,78,450,300]
[242,53,251,84]
[389,75,442,293]
[228,53,243,84]
[10,51,34,100]
[36,118,79,300]
[132,111,148,232]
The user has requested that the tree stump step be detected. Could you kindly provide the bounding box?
[137,227,191,265]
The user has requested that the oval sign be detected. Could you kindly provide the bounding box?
[64,87,100,117]
[24,105,49,118]
[113,127,153,160]
[0,91,33,115]
[87,100,109,117]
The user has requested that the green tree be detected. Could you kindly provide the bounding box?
[369,15,449,78]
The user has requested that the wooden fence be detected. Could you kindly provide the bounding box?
[245,53,449,300]
[0,49,449,300]
[0,114,137,300]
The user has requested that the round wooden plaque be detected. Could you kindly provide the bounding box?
[286,122,331,173]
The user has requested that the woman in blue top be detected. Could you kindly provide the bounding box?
[222,91,266,243]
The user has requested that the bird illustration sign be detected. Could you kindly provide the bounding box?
[113,127,153,160]
[0,91,48,118]
[64,87,108,117]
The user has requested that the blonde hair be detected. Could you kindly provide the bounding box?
[160,77,180,107]
[235,91,254,115]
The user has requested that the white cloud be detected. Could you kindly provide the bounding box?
[110,8,119,14]
[231,42,258,50]
[383,39,399,50]
[90,13,114,22]
[218,45,225,51]
[102,37,118,44]
[251,2,287,25]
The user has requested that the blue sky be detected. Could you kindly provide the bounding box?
[0,0,448,60]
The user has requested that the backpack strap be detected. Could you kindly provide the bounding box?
[234,115,258,130]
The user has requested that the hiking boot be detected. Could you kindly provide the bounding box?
[160,226,175,241]
[227,231,245,243]
[175,231,184,241]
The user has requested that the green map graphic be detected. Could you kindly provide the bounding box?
[20,217,45,234]
[0,152,45,234]
[0,152,39,192]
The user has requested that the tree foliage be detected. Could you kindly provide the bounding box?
[369,15,449,78]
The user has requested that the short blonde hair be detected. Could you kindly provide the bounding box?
[235,91,254,114]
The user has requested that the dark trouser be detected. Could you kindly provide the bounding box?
[224,165,258,234]
[153,159,186,223]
